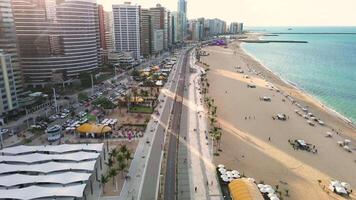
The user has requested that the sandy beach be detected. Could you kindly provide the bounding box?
[200,34,356,200]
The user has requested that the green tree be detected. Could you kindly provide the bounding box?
[101,174,109,194]
[124,150,132,163]
[120,145,128,154]
[92,97,116,109]
[78,92,88,101]
[108,168,118,186]
[118,161,127,178]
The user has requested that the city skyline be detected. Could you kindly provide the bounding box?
[100,0,356,26]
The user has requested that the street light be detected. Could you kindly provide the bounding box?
[52,87,58,113]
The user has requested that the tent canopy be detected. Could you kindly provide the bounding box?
[77,123,112,134]
[228,178,264,200]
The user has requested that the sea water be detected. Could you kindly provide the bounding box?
[242,27,356,123]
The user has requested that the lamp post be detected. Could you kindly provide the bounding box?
[52,87,58,113]
[100,125,110,159]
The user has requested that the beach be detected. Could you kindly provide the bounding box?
[200,34,356,199]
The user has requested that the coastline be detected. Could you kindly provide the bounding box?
[200,40,356,199]
[240,41,356,129]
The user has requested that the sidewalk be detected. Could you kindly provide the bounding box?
[186,51,222,200]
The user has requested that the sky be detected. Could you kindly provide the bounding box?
[99,0,356,26]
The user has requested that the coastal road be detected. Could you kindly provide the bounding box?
[138,49,188,200]
[164,48,193,200]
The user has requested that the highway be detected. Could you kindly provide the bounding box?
[163,49,190,200]
[139,49,188,200]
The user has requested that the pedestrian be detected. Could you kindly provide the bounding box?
[268,137,271,141]
[207,181,209,186]
[211,181,213,186]
[195,187,197,192]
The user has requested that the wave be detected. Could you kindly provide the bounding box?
[240,42,356,127]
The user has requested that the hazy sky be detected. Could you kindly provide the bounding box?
[100,0,356,26]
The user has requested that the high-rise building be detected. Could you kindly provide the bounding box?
[172,11,184,43]
[0,50,19,115]
[112,2,141,60]
[205,18,226,36]
[104,11,115,52]
[177,0,187,40]
[171,12,179,43]
[140,9,151,57]
[12,0,101,86]
[0,0,22,108]
[98,5,107,63]
[149,4,169,53]
[229,22,244,34]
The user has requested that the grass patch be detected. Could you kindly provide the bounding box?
[129,106,153,114]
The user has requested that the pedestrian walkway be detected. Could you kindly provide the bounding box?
[184,51,222,200]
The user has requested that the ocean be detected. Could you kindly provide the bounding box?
[242,27,356,123]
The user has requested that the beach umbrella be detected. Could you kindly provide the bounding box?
[218,168,226,174]
[266,188,275,194]
[264,185,273,190]
[268,193,277,198]
[232,174,240,179]
[344,139,351,144]
[226,171,233,177]
[260,187,269,193]
[257,184,264,189]
[218,164,225,168]
[220,174,228,179]
[270,196,280,200]
[231,170,240,175]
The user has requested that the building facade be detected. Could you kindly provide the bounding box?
[98,5,107,63]
[0,0,22,110]
[104,11,115,52]
[177,0,187,40]
[149,4,169,53]
[112,3,141,59]
[12,0,101,86]
[140,9,151,57]
[0,51,19,115]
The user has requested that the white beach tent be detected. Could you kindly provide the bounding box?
[0,184,86,199]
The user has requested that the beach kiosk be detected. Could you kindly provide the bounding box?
[228,178,264,200]
[76,123,112,138]
[46,125,62,142]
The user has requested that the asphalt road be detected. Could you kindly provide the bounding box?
[163,49,191,200]
[139,50,187,200]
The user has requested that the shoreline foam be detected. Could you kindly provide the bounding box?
[240,41,356,129]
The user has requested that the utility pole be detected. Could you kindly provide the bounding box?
[91,73,94,95]
[52,87,58,113]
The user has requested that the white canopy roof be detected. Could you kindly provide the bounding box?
[0,143,103,155]
[0,184,86,199]
[0,160,96,174]
[0,172,91,187]
[0,151,100,164]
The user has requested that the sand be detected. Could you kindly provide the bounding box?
[200,37,356,200]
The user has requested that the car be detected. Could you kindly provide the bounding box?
[0,128,9,135]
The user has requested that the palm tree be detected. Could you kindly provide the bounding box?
[124,150,132,163]
[118,161,127,178]
[110,148,118,158]
[106,157,114,168]
[120,145,128,154]
[108,168,118,186]
[116,152,125,164]
[101,174,109,194]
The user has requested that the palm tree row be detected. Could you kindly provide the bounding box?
[101,145,133,194]
[200,73,223,156]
